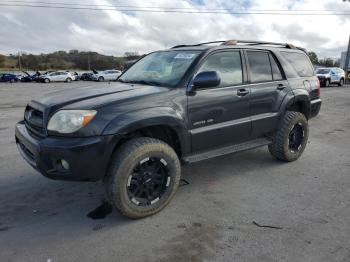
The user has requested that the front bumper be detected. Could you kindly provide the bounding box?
[15,121,119,181]
[310,98,322,118]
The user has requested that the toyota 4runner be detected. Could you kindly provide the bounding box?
[15,40,322,218]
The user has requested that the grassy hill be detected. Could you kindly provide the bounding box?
[0,51,141,71]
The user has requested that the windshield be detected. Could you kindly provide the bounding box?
[316,69,330,74]
[119,51,200,87]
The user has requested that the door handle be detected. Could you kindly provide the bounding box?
[237,89,249,96]
[277,84,286,90]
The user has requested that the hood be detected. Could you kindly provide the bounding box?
[31,82,167,110]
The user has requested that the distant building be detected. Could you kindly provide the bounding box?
[340,51,350,70]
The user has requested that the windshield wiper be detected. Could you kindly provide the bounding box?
[126,80,162,86]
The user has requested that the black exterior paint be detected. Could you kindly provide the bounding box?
[15,44,322,181]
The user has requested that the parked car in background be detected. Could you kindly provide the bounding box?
[21,72,37,82]
[0,73,20,83]
[72,72,81,81]
[80,72,94,81]
[39,71,75,83]
[316,67,345,87]
[92,70,122,82]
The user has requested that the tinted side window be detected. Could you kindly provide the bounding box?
[281,52,314,77]
[247,51,272,83]
[269,55,283,80]
[197,51,243,87]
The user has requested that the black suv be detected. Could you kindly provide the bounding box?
[15,40,322,218]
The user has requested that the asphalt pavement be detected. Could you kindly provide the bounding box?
[0,82,349,262]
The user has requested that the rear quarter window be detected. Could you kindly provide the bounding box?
[281,52,314,77]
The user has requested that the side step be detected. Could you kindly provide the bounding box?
[182,138,272,164]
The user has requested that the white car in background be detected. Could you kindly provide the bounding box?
[92,70,122,82]
[316,67,345,87]
[40,71,75,83]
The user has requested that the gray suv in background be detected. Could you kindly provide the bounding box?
[316,67,345,87]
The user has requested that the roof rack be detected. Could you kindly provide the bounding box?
[171,40,306,52]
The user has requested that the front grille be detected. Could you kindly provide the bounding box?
[24,106,46,137]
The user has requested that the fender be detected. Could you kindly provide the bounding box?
[102,106,190,154]
[279,88,311,119]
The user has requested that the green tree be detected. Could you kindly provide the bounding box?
[307,51,318,65]
[319,58,336,67]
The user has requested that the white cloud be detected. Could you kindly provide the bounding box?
[0,0,349,58]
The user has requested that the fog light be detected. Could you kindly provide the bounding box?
[60,159,70,170]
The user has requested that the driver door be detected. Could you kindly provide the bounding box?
[187,50,251,152]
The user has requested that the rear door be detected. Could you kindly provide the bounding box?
[245,50,290,138]
[187,50,251,152]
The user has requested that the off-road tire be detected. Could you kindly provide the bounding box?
[104,137,181,219]
[268,111,309,162]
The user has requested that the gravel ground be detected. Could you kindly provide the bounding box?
[0,82,349,262]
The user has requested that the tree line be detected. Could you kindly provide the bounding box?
[0,50,141,71]
[0,50,341,71]
[307,51,340,67]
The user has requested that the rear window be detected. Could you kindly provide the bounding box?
[270,55,283,81]
[281,52,314,77]
[247,51,273,82]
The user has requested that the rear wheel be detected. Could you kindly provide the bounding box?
[104,137,181,219]
[338,78,344,87]
[98,76,104,82]
[10,79,15,83]
[268,111,309,162]
[44,78,50,83]
[66,78,72,83]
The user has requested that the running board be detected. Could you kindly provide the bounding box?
[182,138,272,164]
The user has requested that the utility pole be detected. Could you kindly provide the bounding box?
[344,35,350,82]
[88,55,91,71]
[18,51,22,71]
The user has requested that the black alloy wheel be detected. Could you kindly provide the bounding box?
[288,123,304,153]
[127,157,170,207]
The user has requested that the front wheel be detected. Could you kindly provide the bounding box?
[268,111,309,162]
[325,79,330,87]
[104,137,181,219]
[98,76,104,82]
[66,78,72,83]
[44,78,50,83]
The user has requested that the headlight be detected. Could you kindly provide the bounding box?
[47,110,97,134]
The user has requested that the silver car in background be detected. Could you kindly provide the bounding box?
[39,71,75,83]
[92,70,122,82]
[316,67,345,87]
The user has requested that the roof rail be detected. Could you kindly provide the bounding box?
[171,40,306,52]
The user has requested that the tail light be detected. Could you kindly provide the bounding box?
[316,78,320,97]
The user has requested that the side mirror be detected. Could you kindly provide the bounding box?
[191,71,221,90]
